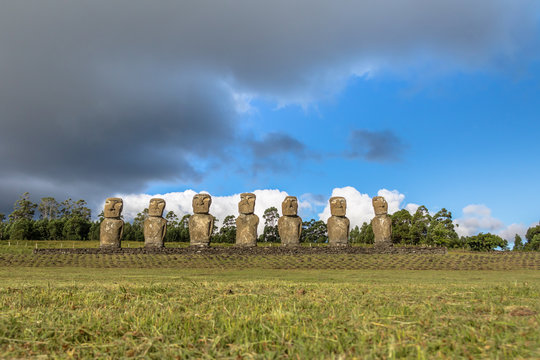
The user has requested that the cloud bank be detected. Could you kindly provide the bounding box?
[454,204,529,241]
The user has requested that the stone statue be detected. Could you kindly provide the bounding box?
[278,196,302,246]
[235,193,259,247]
[189,193,214,247]
[327,196,349,246]
[100,197,124,249]
[371,196,392,246]
[144,198,167,248]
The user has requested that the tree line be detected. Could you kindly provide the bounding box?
[1,192,539,251]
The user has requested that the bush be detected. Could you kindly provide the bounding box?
[465,233,508,251]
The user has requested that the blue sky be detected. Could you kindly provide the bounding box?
[1,1,539,240]
[145,61,540,234]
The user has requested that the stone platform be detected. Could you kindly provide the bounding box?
[34,245,447,256]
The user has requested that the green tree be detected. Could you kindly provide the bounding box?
[47,219,66,240]
[9,219,34,240]
[358,222,374,244]
[128,208,148,242]
[410,206,431,245]
[71,199,92,220]
[427,208,459,247]
[300,219,327,243]
[215,215,236,243]
[37,197,59,220]
[212,217,219,236]
[0,214,6,240]
[122,222,135,241]
[465,233,508,251]
[260,207,280,242]
[513,234,524,251]
[62,216,91,240]
[9,192,37,222]
[89,221,101,240]
[349,225,361,243]
[165,211,179,227]
[61,198,92,240]
[33,219,50,240]
[391,209,413,244]
[178,214,191,242]
[133,209,149,228]
[523,224,540,251]
[59,198,73,218]
[165,212,190,242]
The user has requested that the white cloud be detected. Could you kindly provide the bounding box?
[499,223,528,242]
[454,204,504,237]
[454,204,530,242]
[405,203,420,214]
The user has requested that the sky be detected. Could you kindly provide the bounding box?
[1,1,539,242]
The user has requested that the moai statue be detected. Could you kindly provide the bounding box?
[371,196,392,247]
[144,198,167,248]
[235,193,259,247]
[100,197,124,249]
[278,196,302,247]
[189,193,214,247]
[327,196,350,246]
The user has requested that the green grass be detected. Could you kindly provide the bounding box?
[1,242,539,358]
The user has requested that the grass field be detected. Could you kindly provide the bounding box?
[1,241,539,359]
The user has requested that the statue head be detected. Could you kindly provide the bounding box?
[192,193,212,214]
[104,197,123,218]
[282,196,298,216]
[148,198,166,217]
[372,196,388,215]
[238,193,256,215]
[329,196,346,217]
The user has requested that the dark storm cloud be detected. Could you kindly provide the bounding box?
[347,130,407,162]
[0,1,537,212]
[248,133,310,172]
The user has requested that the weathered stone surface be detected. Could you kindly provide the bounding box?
[281,195,298,217]
[278,196,302,246]
[192,193,211,214]
[327,216,350,246]
[372,195,388,216]
[329,196,347,217]
[238,192,256,215]
[100,197,124,249]
[103,197,123,218]
[236,193,259,247]
[371,196,392,246]
[278,216,302,246]
[327,197,349,246]
[189,194,214,246]
[144,198,167,248]
[236,214,259,247]
[148,197,166,217]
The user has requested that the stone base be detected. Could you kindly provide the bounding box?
[144,243,164,249]
[99,244,121,250]
[234,243,257,247]
[329,242,349,247]
[190,243,210,248]
[281,243,301,247]
[373,241,393,250]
